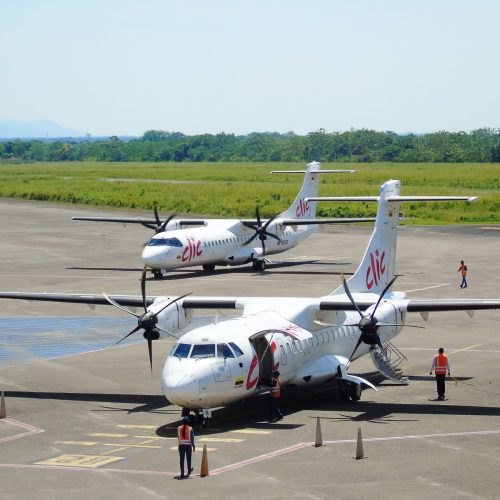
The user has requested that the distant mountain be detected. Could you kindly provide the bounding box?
[0,118,83,139]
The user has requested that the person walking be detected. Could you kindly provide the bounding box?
[429,347,451,400]
[177,416,195,478]
[458,260,468,288]
[269,370,283,422]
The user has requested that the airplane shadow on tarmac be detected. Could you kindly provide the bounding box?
[66,260,353,281]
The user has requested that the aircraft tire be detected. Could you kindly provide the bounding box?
[202,264,216,272]
[349,383,362,401]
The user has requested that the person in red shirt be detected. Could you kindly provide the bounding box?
[430,347,451,400]
[458,260,468,288]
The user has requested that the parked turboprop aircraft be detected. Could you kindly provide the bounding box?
[73,162,373,278]
[0,181,492,425]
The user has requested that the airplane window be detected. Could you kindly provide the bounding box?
[229,342,244,357]
[217,343,235,358]
[172,343,191,358]
[191,344,215,358]
[147,238,183,247]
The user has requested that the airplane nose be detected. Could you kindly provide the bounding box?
[141,247,165,267]
[163,373,200,405]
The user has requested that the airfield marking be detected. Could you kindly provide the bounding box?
[0,418,45,444]
[403,283,450,293]
[169,446,217,452]
[199,437,246,443]
[1,428,499,476]
[449,344,483,355]
[56,441,99,446]
[36,454,124,468]
[87,433,128,438]
[117,424,157,430]
[231,429,272,435]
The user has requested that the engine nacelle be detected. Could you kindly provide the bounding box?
[154,298,193,333]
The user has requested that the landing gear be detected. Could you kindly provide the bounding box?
[180,408,211,428]
[152,269,164,280]
[339,381,362,401]
[252,259,266,272]
[202,264,216,272]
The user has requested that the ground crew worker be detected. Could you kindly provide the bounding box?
[177,416,195,478]
[269,370,283,422]
[458,260,468,288]
[429,347,451,400]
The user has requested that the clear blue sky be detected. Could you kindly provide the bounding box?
[0,0,498,136]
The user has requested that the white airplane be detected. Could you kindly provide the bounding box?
[0,181,495,427]
[73,162,373,278]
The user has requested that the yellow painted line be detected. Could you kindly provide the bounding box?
[117,424,156,430]
[102,443,161,449]
[87,433,128,438]
[36,454,124,468]
[199,437,245,443]
[55,441,99,446]
[450,344,483,355]
[231,429,271,435]
[132,435,162,440]
[170,446,217,452]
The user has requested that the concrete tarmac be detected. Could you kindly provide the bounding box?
[1,198,500,499]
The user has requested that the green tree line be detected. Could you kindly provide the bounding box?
[1,128,499,163]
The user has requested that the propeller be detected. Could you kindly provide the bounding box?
[242,206,281,255]
[343,275,399,362]
[103,265,191,371]
[141,205,176,234]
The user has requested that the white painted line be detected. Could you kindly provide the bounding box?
[0,418,45,444]
[403,283,450,293]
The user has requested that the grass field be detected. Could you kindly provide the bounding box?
[1,161,499,224]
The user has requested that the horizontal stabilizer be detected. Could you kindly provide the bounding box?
[281,217,375,226]
[307,195,478,203]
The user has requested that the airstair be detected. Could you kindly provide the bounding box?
[369,341,409,385]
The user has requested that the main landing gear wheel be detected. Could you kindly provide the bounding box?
[339,381,362,401]
[252,259,266,272]
[202,264,216,272]
[152,269,163,280]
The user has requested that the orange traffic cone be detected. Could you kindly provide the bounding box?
[0,391,7,419]
[314,417,323,447]
[200,444,209,477]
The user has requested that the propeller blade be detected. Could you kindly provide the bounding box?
[154,292,193,317]
[147,338,153,372]
[348,336,364,362]
[116,324,142,344]
[103,292,139,318]
[262,214,278,231]
[158,213,176,233]
[153,205,161,226]
[371,275,399,319]
[342,277,364,318]
[255,206,262,226]
[376,322,425,329]
[243,233,258,245]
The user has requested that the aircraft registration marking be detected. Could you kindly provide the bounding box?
[231,429,271,435]
[199,437,245,443]
[36,454,124,468]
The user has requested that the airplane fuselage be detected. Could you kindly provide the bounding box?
[161,298,403,410]
[142,220,317,270]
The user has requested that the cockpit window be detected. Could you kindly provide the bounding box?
[172,343,191,358]
[229,342,244,357]
[217,343,235,358]
[147,238,183,247]
[190,344,215,358]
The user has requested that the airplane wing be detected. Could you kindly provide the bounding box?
[0,292,239,310]
[72,216,206,226]
[280,217,375,226]
[403,299,500,312]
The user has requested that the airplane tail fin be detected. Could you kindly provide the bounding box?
[278,161,322,220]
[335,180,401,295]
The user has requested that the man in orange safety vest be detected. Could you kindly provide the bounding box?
[429,347,451,400]
[177,416,195,478]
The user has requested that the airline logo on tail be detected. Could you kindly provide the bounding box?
[295,198,310,218]
[366,249,386,289]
